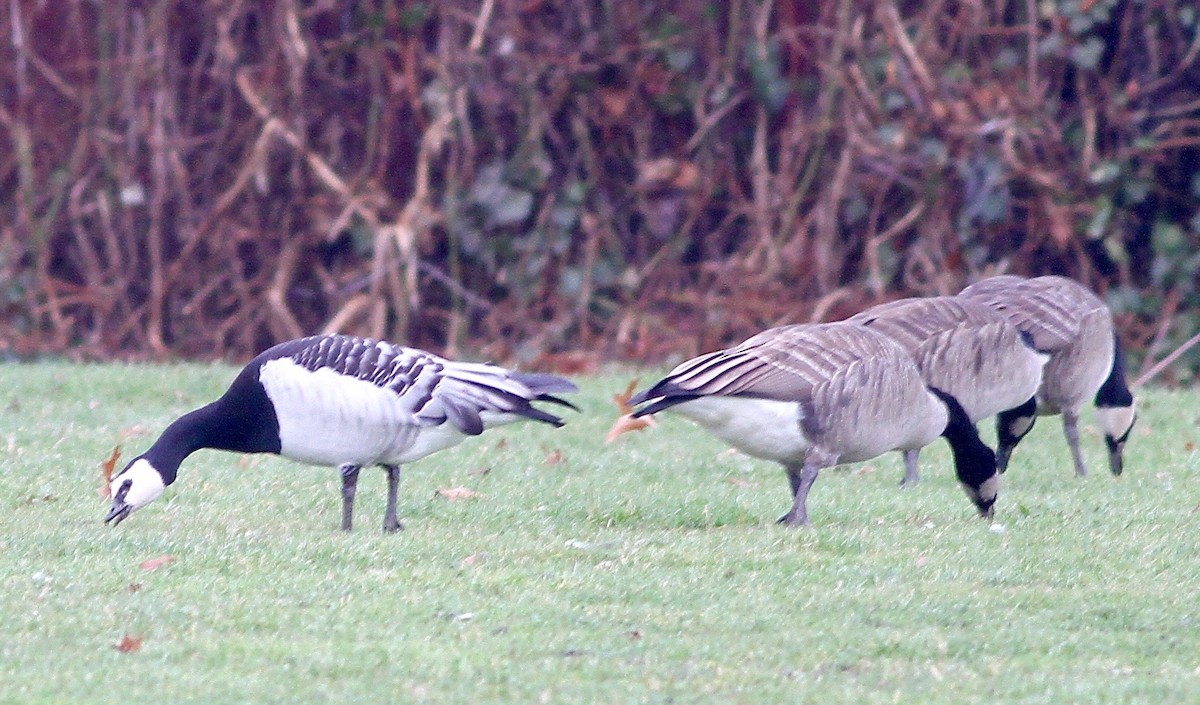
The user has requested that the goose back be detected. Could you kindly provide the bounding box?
[632,322,948,464]
[960,275,1114,413]
[848,296,1045,422]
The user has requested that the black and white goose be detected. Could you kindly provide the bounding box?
[960,275,1137,476]
[847,296,1048,485]
[105,335,578,531]
[629,322,999,526]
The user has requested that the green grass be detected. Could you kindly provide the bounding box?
[2,362,1198,703]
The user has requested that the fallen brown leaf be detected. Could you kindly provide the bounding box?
[114,634,143,653]
[139,555,176,572]
[606,378,658,443]
[99,445,122,499]
[1186,441,1196,452]
[605,414,655,444]
[544,449,565,465]
[128,583,142,593]
[726,477,752,487]
[461,552,486,567]
[613,378,640,414]
[436,487,479,501]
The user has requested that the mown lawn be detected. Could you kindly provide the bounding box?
[1,362,1197,703]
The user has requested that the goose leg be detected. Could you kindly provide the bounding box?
[381,464,404,533]
[900,449,920,486]
[1062,409,1088,477]
[340,464,361,532]
[777,460,820,527]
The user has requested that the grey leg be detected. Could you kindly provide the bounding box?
[340,464,361,532]
[1062,409,1088,477]
[382,464,404,533]
[777,464,803,524]
[901,449,920,486]
[777,460,820,527]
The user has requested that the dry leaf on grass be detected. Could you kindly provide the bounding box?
[114,634,143,653]
[99,445,122,499]
[544,449,565,465]
[612,378,640,414]
[436,487,479,501]
[139,556,176,571]
[605,378,657,443]
[606,414,655,443]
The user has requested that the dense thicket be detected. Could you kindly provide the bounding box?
[2,1,1198,377]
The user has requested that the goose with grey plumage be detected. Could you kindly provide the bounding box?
[847,296,1048,486]
[629,322,999,526]
[960,274,1136,476]
[105,334,578,532]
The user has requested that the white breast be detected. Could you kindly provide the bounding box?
[665,396,810,463]
[259,358,467,466]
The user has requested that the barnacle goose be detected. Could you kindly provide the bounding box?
[105,335,578,531]
[961,275,1137,476]
[629,322,999,526]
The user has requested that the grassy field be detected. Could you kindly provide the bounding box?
[1,361,1198,704]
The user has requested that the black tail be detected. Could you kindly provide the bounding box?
[629,380,701,417]
[512,372,581,423]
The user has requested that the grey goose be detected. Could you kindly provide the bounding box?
[960,275,1136,476]
[629,322,998,526]
[848,295,1048,485]
[105,335,578,531]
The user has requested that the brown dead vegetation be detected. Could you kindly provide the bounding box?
[1,1,1198,377]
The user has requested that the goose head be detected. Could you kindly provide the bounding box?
[1097,403,1136,476]
[105,458,167,526]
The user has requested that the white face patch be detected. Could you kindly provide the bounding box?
[111,458,166,512]
[1098,404,1137,441]
[1005,414,1036,439]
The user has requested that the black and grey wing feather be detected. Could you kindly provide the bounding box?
[631,323,906,415]
[263,335,577,435]
[959,276,1091,353]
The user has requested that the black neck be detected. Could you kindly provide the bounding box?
[1095,332,1133,408]
[140,372,281,484]
[929,387,998,505]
